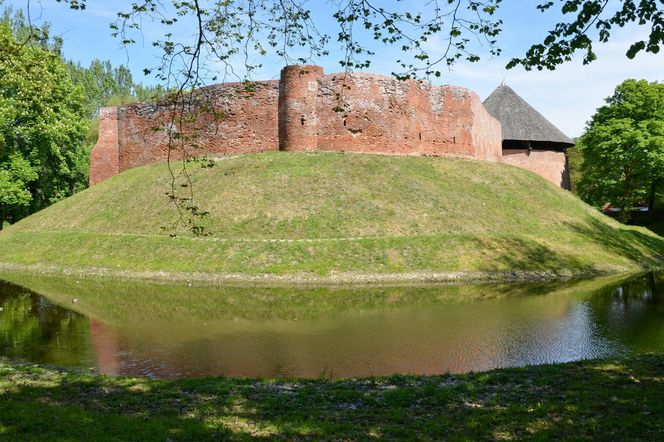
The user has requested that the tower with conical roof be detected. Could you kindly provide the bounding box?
[483,84,574,189]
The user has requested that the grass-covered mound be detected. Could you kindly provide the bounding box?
[1,355,663,440]
[0,152,662,282]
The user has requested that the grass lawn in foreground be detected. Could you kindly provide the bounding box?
[0,354,662,440]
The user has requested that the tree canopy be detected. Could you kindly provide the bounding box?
[578,79,664,221]
[43,0,664,82]
[508,0,664,70]
[67,59,166,119]
[0,6,166,228]
[0,23,88,226]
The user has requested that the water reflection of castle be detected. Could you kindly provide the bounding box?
[85,282,659,380]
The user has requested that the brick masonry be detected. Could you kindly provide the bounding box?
[89,107,120,185]
[502,149,570,189]
[89,65,560,187]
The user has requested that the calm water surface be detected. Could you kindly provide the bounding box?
[1,272,663,379]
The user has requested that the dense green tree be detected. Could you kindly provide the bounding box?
[0,7,167,228]
[67,60,135,117]
[567,139,582,194]
[0,5,62,53]
[0,153,37,226]
[67,59,166,118]
[1,6,161,121]
[0,23,87,227]
[578,80,664,222]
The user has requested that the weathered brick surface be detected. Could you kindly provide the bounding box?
[502,149,570,189]
[279,65,324,151]
[89,107,120,185]
[470,95,503,162]
[314,73,501,160]
[115,81,280,173]
[90,65,507,184]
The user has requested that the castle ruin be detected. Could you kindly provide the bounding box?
[90,65,572,188]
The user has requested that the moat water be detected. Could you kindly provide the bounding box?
[1,272,663,379]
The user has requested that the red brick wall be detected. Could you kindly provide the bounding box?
[89,107,120,185]
[313,73,502,160]
[111,81,280,175]
[502,149,570,188]
[279,65,324,151]
[90,65,505,185]
[90,81,279,185]
[470,94,503,162]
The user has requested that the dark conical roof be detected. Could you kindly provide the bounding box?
[483,84,574,148]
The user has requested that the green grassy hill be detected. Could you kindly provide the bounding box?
[1,152,662,282]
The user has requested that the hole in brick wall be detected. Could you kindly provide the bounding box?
[453,136,456,144]
[419,133,422,141]
[343,118,347,127]
[301,117,306,126]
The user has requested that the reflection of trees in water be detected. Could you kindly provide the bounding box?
[586,272,664,352]
[3,272,664,378]
[0,281,93,367]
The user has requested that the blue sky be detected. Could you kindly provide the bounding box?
[4,0,663,137]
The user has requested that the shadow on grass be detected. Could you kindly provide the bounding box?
[629,210,664,237]
[474,216,664,276]
[473,235,597,274]
[1,354,664,440]
[564,217,664,264]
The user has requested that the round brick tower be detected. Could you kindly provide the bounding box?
[278,65,324,151]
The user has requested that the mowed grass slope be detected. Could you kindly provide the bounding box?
[1,152,662,281]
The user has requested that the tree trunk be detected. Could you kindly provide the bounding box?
[648,271,656,289]
[618,204,631,223]
[647,180,658,220]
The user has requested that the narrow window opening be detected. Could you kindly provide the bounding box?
[300,116,306,126]
[343,118,347,127]
[418,132,422,141]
